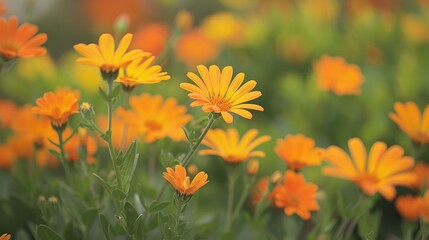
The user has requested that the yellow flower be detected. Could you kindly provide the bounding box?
[163,165,208,196]
[275,134,325,170]
[32,89,80,128]
[201,12,245,46]
[0,16,47,60]
[74,33,147,74]
[390,101,429,144]
[323,138,417,201]
[115,56,170,90]
[199,128,270,164]
[117,93,192,143]
[180,65,263,123]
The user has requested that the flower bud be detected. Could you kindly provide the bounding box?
[175,10,194,31]
[246,159,259,176]
[270,170,283,184]
[80,102,96,121]
[187,163,198,175]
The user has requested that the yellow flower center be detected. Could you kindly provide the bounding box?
[209,97,231,112]
[145,120,162,132]
[101,64,119,72]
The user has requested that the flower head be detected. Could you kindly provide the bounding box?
[0,16,47,60]
[246,159,259,176]
[74,33,147,76]
[163,165,208,196]
[423,190,429,223]
[0,233,11,240]
[32,89,80,128]
[64,128,98,164]
[199,128,270,164]
[323,138,417,201]
[313,55,364,95]
[412,162,429,191]
[390,102,429,144]
[117,94,192,143]
[115,56,170,90]
[0,100,17,128]
[0,1,6,15]
[271,170,319,220]
[131,23,170,56]
[275,134,325,170]
[180,65,263,123]
[175,29,220,66]
[395,195,424,221]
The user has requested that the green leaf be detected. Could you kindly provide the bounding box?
[36,225,63,240]
[148,201,170,212]
[111,188,127,200]
[182,126,191,142]
[59,186,86,223]
[93,173,112,193]
[124,202,141,234]
[358,211,381,240]
[120,141,139,194]
[82,208,100,227]
[48,149,62,159]
[109,85,121,99]
[99,214,111,240]
[98,87,109,102]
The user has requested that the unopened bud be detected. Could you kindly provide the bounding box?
[270,170,283,184]
[175,10,194,31]
[80,102,96,121]
[246,159,259,176]
[114,14,130,37]
[48,196,58,204]
[187,163,198,175]
[38,195,46,203]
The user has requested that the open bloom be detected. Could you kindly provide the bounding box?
[180,65,263,123]
[115,56,170,90]
[271,170,319,220]
[313,55,364,95]
[74,33,146,74]
[395,195,424,221]
[390,102,429,144]
[323,138,417,201]
[0,233,11,240]
[32,89,80,127]
[0,16,47,60]
[117,93,192,143]
[412,162,429,191]
[163,165,208,196]
[275,134,325,170]
[199,128,270,164]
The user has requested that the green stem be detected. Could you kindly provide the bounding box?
[344,218,358,240]
[57,129,72,183]
[225,166,239,231]
[231,175,256,221]
[182,114,216,167]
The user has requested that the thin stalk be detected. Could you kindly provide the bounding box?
[225,166,239,231]
[57,129,72,183]
[344,218,358,240]
[231,175,256,221]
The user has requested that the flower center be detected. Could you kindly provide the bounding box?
[209,97,231,112]
[145,120,163,132]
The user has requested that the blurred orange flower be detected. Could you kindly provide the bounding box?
[117,93,192,143]
[323,138,416,201]
[175,29,220,66]
[98,111,137,150]
[271,170,319,220]
[64,128,98,164]
[32,89,80,128]
[0,233,11,240]
[6,135,35,160]
[395,195,424,221]
[411,162,429,191]
[181,65,263,123]
[422,190,429,223]
[36,148,59,168]
[0,100,17,128]
[275,134,325,170]
[0,16,47,60]
[0,0,5,15]
[0,145,15,169]
[163,165,209,196]
[201,12,244,46]
[115,56,170,90]
[313,55,364,95]
[199,128,270,164]
[251,177,271,206]
[74,33,146,75]
[131,23,170,56]
[390,102,429,144]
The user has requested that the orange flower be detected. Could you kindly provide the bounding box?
[395,195,424,221]
[114,56,170,89]
[0,100,17,128]
[36,148,59,168]
[323,138,417,201]
[131,23,170,56]
[32,89,80,128]
[313,55,364,95]
[0,233,11,240]
[0,1,6,15]
[117,93,192,143]
[422,190,429,223]
[389,102,429,144]
[411,162,429,191]
[251,177,271,206]
[0,16,47,60]
[199,128,270,164]
[175,29,220,66]
[275,134,325,170]
[180,65,264,123]
[163,165,209,196]
[271,170,319,220]
[74,33,146,74]
[97,111,138,149]
[0,144,15,169]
